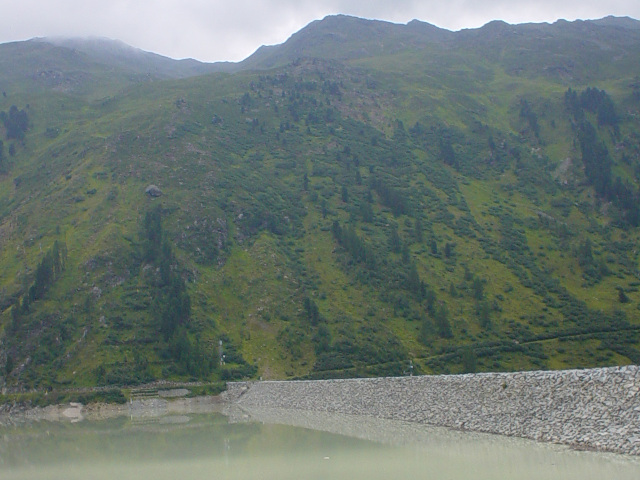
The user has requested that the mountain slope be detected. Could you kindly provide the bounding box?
[1,16,640,391]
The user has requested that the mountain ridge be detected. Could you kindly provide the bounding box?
[238,15,640,71]
[7,14,638,78]
[33,36,227,78]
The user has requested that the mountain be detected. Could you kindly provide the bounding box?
[0,36,231,102]
[38,37,227,78]
[1,15,640,394]
[240,14,640,79]
[238,15,452,70]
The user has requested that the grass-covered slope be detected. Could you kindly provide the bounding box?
[1,16,640,390]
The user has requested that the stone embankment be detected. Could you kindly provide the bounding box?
[224,366,640,455]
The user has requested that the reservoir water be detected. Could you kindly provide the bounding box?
[1,402,638,479]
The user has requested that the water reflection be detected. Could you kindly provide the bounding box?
[0,401,638,480]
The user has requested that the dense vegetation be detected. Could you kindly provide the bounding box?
[1,15,640,392]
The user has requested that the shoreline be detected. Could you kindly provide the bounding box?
[0,394,225,426]
[2,366,639,456]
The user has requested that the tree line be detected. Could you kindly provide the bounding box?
[10,241,67,327]
[565,87,639,227]
[1,105,29,140]
[142,206,216,377]
[0,105,29,173]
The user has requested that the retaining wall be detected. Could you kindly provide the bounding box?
[224,366,640,455]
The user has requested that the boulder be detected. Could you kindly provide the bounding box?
[145,184,163,197]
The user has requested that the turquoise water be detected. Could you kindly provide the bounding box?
[1,408,638,479]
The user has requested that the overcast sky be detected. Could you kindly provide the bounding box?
[2,0,639,62]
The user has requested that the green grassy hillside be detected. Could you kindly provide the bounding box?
[1,16,640,391]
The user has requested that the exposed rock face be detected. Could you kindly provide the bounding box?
[224,366,640,455]
[144,185,163,197]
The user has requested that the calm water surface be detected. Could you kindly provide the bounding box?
[1,405,638,480]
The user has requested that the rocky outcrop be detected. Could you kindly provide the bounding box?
[225,366,640,455]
